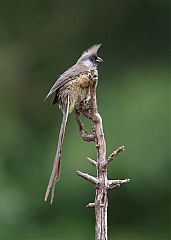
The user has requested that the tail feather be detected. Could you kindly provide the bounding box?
[45,96,70,204]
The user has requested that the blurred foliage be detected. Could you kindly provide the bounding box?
[0,0,170,239]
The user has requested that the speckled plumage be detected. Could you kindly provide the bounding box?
[58,73,91,113]
[45,44,102,203]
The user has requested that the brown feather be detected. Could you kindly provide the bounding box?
[45,64,89,101]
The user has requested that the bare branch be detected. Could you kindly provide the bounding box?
[75,110,95,142]
[108,146,125,164]
[79,104,95,120]
[76,170,99,185]
[87,157,97,167]
[86,202,95,208]
[108,179,130,190]
[76,68,130,240]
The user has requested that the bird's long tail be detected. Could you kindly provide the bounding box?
[45,96,70,204]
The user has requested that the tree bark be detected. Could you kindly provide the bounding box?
[75,70,130,240]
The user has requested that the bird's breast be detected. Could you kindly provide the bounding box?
[58,72,95,113]
[75,74,91,103]
[78,74,90,88]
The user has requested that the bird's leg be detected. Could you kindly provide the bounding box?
[80,99,91,111]
[75,106,80,114]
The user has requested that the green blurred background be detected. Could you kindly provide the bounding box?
[0,0,169,239]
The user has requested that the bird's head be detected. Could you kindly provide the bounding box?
[77,44,103,68]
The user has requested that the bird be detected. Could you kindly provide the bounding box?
[44,44,103,203]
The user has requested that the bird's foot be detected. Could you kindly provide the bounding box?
[80,100,92,112]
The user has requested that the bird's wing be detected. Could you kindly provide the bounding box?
[45,64,88,101]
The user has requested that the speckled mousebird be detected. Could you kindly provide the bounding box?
[44,44,103,203]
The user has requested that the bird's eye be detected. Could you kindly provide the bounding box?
[91,55,97,62]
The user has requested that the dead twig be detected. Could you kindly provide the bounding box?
[76,69,130,240]
[75,109,95,142]
[108,146,125,164]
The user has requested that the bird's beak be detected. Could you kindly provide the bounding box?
[96,56,103,62]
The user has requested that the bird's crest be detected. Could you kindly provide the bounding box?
[77,44,102,63]
[81,44,102,57]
